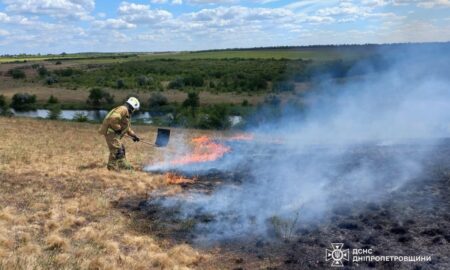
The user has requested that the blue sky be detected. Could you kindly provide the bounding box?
[0,0,449,54]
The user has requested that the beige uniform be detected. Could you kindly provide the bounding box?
[99,105,137,170]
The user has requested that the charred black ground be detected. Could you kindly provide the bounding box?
[116,139,450,269]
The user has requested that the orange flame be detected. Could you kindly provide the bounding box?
[165,172,196,185]
[170,136,231,166]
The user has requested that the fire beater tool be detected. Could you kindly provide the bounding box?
[126,128,170,147]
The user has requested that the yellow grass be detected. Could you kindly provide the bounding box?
[0,117,217,269]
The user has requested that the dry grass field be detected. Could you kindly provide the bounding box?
[0,117,224,269]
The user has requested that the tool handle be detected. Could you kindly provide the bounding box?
[125,134,154,146]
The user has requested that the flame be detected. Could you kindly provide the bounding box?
[165,172,196,185]
[170,136,231,166]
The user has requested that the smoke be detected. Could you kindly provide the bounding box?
[146,44,450,242]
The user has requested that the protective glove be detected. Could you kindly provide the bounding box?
[131,134,140,142]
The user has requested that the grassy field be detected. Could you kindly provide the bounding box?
[0,117,235,269]
[1,47,371,64]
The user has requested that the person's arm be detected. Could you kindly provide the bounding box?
[109,112,123,133]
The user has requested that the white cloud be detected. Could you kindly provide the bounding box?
[151,0,169,3]
[417,0,450,8]
[92,18,136,29]
[118,2,172,24]
[172,0,183,4]
[2,0,95,20]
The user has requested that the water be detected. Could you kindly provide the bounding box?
[11,109,153,123]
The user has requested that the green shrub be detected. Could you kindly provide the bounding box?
[182,92,199,116]
[87,88,114,107]
[8,68,26,79]
[137,75,153,86]
[148,92,168,108]
[116,79,125,89]
[47,105,61,120]
[198,104,230,130]
[73,112,88,122]
[0,95,11,116]
[45,76,58,85]
[38,66,48,77]
[168,77,184,89]
[47,95,58,104]
[54,68,75,77]
[0,95,5,107]
[11,93,36,111]
[183,74,204,87]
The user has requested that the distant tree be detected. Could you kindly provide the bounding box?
[87,88,115,107]
[55,61,62,65]
[47,104,61,120]
[38,66,48,77]
[11,93,36,111]
[198,104,230,130]
[183,74,204,87]
[45,76,58,85]
[73,112,88,122]
[168,77,184,89]
[137,75,153,86]
[242,99,249,106]
[0,95,6,107]
[8,68,26,79]
[116,79,125,89]
[47,95,59,104]
[148,92,168,108]
[0,95,12,116]
[182,92,200,116]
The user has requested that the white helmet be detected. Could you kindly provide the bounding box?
[126,97,140,111]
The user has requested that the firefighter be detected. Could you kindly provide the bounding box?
[99,97,141,171]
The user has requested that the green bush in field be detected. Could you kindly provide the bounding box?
[8,68,26,79]
[45,76,58,85]
[183,74,204,87]
[168,77,184,89]
[0,95,12,117]
[11,93,36,111]
[198,104,231,130]
[54,68,77,77]
[182,92,199,116]
[87,88,114,107]
[38,66,48,77]
[47,95,59,104]
[0,95,6,108]
[73,112,88,122]
[137,75,153,86]
[116,79,125,89]
[148,92,168,109]
[47,104,61,120]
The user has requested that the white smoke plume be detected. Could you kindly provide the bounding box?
[146,44,450,242]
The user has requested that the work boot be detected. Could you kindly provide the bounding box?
[107,160,119,171]
[117,158,133,170]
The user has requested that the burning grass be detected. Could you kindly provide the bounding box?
[0,117,213,269]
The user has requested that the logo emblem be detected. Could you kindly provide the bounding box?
[326,243,350,267]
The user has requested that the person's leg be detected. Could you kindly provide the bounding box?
[116,145,133,170]
[105,133,121,170]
